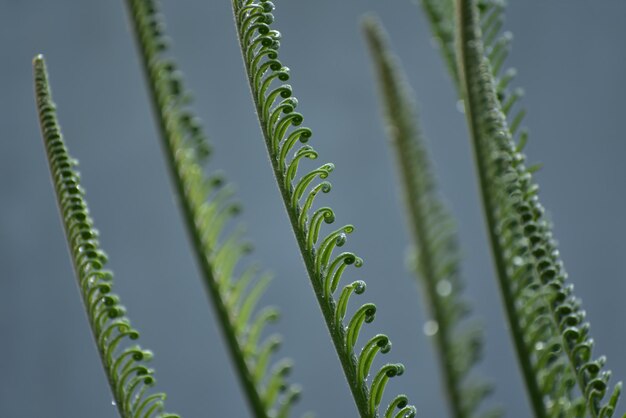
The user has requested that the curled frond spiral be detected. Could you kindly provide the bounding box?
[123,1,302,417]
[363,16,499,418]
[455,0,621,416]
[231,0,415,416]
[33,55,178,418]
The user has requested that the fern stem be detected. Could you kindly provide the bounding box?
[454,2,548,417]
[229,1,416,417]
[363,17,467,418]
[121,2,291,417]
[34,55,178,418]
[230,12,370,418]
[455,1,621,416]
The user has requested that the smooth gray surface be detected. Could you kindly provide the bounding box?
[1,1,625,417]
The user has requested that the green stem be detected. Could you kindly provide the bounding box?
[34,55,176,418]
[230,1,373,416]
[123,2,269,417]
[454,1,547,417]
[362,18,466,418]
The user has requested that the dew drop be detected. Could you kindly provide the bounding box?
[512,256,524,266]
[456,99,466,114]
[111,400,116,406]
[535,342,545,351]
[87,275,96,287]
[423,320,439,337]
[436,280,452,297]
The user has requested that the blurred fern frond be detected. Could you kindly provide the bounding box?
[229,0,417,417]
[34,54,179,418]
[123,1,302,417]
[421,0,458,88]
[422,0,558,414]
[455,0,622,416]
[363,16,500,418]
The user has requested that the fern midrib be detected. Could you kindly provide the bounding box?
[123,2,269,417]
[230,2,374,417]
[455,1,548,417]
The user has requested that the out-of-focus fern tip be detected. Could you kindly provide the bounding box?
[230,1,417,417]
[123,1,305,417]
[362,15,500,418]
[33,54,179,418]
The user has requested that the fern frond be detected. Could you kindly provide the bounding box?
[230,1,416,417]
[455,1,622,416]
[33,55,178,418]
[123,1,301,417]
[422,1,558,415]
[363,16,499,418]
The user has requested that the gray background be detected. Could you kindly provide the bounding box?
[1,1,625,417]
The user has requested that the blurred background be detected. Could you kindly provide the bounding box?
[1,1,625,416]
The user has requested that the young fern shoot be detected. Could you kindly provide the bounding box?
[230,1,416,417]
[33,55,179,418]
[363,16,499,418]
[455,0,621,416]
[123,1,301,417]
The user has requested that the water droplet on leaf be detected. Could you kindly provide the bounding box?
[436,280,452,297]
[512,256,524,266]
[456,99,466,114]
[423,320,439,337]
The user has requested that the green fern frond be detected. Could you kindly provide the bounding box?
[230,1,416,417]
[123,1,301,417]
[423,1,560,415]
[455,1,621,416]
[33,55,178,418]
[363,16,499,418]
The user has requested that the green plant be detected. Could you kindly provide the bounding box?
[16,0,625,417]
